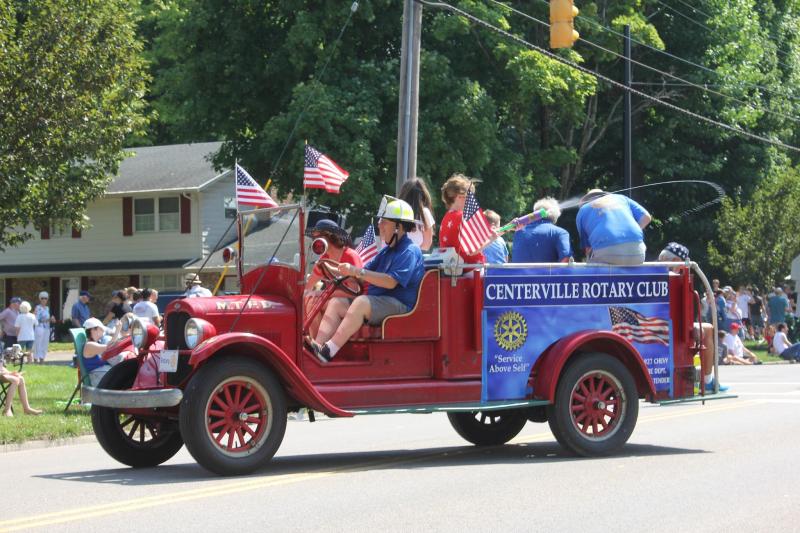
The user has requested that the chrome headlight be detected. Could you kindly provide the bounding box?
[184,318,215,350]
[131,319,146,349]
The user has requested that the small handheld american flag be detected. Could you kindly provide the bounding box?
[355,224,378,264]
[304,145,349,194]
[609,307,670,345]
[459,190,495,256]
[235,164,278,208]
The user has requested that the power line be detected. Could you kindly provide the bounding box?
[651,0,799,67]
[517,0,800,104]
[485,0,800,125]
[673,0,710,19]
[652,0,713,33]
[416,0,800,153]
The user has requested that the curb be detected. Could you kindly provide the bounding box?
[0,434,97,454]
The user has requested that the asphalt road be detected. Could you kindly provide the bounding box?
[2,365,799,533]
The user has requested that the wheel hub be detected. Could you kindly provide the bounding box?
[569,370,626,440]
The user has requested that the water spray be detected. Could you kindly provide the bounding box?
[499,180,726,232]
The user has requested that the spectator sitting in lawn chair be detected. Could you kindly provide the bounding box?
[82,317,131,386]
[1,348,42,416]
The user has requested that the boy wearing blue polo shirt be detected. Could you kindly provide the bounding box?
[308,199,424,363]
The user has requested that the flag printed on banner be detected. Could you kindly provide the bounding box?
[459,190,495,256]
[355,224,378,264]
[235,164,278,208]
[609,307,670,345]
[303,145,349,194]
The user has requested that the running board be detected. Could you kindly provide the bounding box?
[349,399,551,415]
[655,393,737,405]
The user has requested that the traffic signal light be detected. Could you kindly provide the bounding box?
[550,0,579,49]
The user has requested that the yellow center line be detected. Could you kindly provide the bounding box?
[2,398,759,531]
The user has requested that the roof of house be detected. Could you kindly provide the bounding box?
[106,142,229,195]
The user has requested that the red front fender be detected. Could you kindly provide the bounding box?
[532,330,657,402]
[189,332,353,418]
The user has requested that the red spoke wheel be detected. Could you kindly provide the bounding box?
[447,409,528,446]
[204,378,271,457]
[92,360,184,468]
[180,357,286,476]
[547,353,639,456]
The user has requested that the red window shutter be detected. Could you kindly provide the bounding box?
[123,197,133,236]
[180,194,191,234]
[40,225,50,240]
[72,227,81,238]
[49,277,59,320]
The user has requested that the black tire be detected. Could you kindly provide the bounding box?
[91,360,184,468]
[526,405,548,423]
[546,352,639,457]
[179,357,287,476]
[447,410,528,446]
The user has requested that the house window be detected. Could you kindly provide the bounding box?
[50,223,70,239]
[0,281,5,307]
[135,196,179,233]
[224,197,237,219]
[134,199,155,232]
[141,274,181,292]
[223,276,238,294]
[159,197,180,231]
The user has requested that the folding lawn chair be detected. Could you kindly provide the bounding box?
[64,328,91,412]
[1,345,25,413]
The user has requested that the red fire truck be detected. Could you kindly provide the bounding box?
[85,205,728,475]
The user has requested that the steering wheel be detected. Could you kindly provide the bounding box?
[317,258,362,296]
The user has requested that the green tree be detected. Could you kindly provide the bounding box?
[0,0,148,250]
[140,0,800,259]
[708,165,800,288]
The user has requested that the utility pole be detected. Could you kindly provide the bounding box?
[623,24,632,198]
[396,0,422,195]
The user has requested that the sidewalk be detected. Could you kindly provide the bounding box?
[42,350,75,365]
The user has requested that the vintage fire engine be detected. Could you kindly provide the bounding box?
[85,205,728,475]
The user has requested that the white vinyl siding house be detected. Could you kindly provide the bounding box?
[0,142,238,320]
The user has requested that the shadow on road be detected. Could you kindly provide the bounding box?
[35,440,706,486]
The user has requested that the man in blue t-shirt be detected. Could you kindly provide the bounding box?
[307,199,424,363]
[576,189,651,265]
[767,288,791,325]
[71,291,92,328]
[512,197,572,263]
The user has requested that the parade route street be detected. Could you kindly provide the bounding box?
[2,364,799,533]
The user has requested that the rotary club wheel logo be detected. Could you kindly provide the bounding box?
[493,311,528,351]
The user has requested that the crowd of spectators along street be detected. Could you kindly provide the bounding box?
[0,275,215,414]
[700,280,800,364]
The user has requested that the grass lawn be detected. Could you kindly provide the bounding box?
[1,364,91,445]
[744,339,783,363]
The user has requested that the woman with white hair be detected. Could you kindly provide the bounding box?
[14,301,36,364]
[33,291,55,363]
[511,197,572,263]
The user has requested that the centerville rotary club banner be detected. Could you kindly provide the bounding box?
[481,265,674,402]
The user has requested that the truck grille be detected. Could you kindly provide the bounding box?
[166,312,190,350]
[165,312,192,386]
